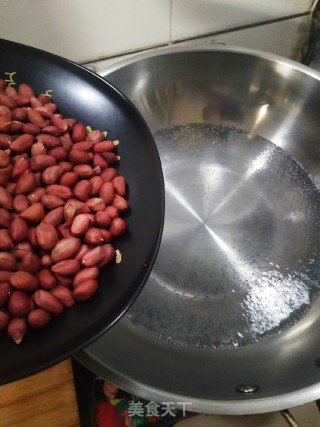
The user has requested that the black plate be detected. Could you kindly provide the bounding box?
[0,39,164,384]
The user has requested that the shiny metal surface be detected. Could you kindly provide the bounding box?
[77,46,320,414]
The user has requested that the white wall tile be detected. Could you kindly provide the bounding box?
[172,0,313,41]
[174,15,311,62]
[0,0,171,63]
[88,15,310,75]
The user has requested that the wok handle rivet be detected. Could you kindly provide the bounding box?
[235,383,259,393]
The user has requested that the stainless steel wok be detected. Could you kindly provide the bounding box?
[77,46,320,414]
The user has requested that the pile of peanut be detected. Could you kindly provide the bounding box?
[0,81,127,344]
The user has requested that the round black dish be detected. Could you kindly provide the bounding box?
[0,39,164,384]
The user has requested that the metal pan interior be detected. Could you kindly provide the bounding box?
[77,47,320,414]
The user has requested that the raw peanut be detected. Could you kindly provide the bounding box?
[60,133,73,150]
[42,125,62,136]
[5,85,17,96]
[30,154,56,171]
[10,271,40,292]
[101,167,117,182]
[109,217,126,237]
[19,252,41,275]
[31,140,46,156]
[65,117,77,129]
[43,206,64,227]
[15,171,36,194]
[51,115,68,132]
[59,171,78,187]
[35,106,53,119]
[11,155,29,181]
[112,176,126,196]
[10,122,22,134]
[12,95,30,107]
[8,290,31,317]
[0,94,16,109]
[0,270,13,282]
[27,107,48,128]
[34,172,42,187]
[73,279,98,301]
[73,180,92,202]
[33,290,64,315]
[87,130,105,143]
[0,230,13,250]
[20,203,46,223]
[5,180,16,195]
[58,161,73,173]
[97,244,115,268]
[13,194,29,212]
[0,133,11,149]
[71,214,90,236]
[0,311,10,330]
[112,194,128,211]
[86,198,105,212]
[46,184,73,200]
[0,104,10,115]
[0,187,13,209]
[0,164,12,186]
[42,165,64,185]
[89,176,103,196]
[72,123,87,142]
[101,152,118,165]
[93,153,108,170]
[30,96,43,108]
[81,246,105,267]
[0,208,11,227]
[37,269,56,290]
[18,83,35,98]
[71,140,93,151]
[95,211,112,228]
[40,98,55,109]
[57,224,71,240]
[27,227,38,247]
[73,267,99,287]
[93,140,115,153]
[104,206,119,219]
[100,229,112,242]
[28,309,51,328]
[36,133,61,149]
[0,115,11,133]
[35,222,59,250]
[73,164,96,179]
[0,149,9,167]
[51,286,75,307]
[7,317,27,344]
[9,218,28,242]
[99,182,114,205]
[0,282,12,305]
[85,213,95,225]
[21,122,41,135]
[41,194,65,210]
[10,133,34,153]
[51,259,80,276]
[75,244,90,261]
[69,150,91,165]
[84,228,104,246]
[48,146,68,162]
[27,187,46,204]
[38,97,54,107]
[64,198,87,224]
[40,255,53,268]
[51,237,81,263]
[54,274,73,287]
[12,242,32,259]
